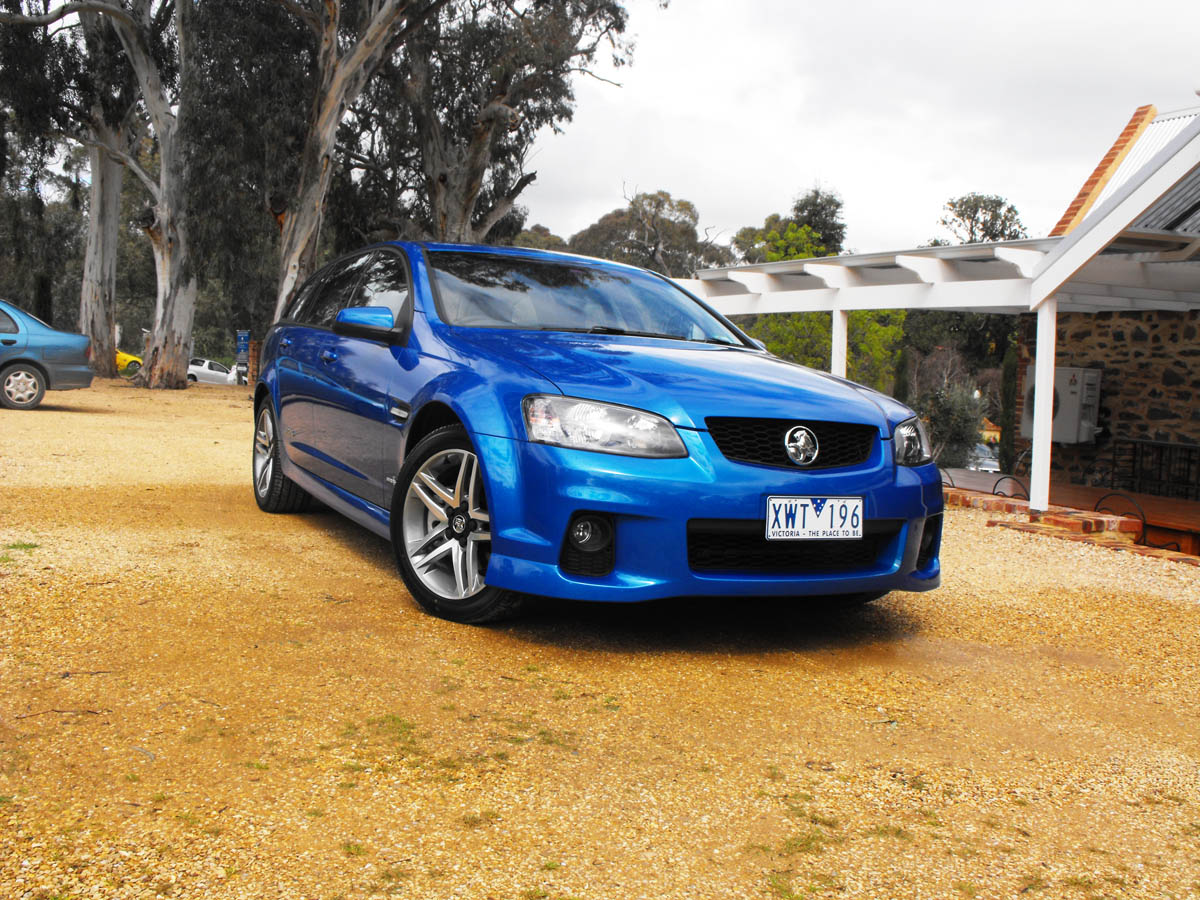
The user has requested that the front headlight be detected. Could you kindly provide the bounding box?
[523,395,687,458]
[894,416,933,466]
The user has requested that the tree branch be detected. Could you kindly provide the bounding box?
[68,130,159,200]
[0,1,136,29]
[269,0,322,37]
[475,170,536,239]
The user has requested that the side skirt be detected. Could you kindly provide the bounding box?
[283,456,392,541]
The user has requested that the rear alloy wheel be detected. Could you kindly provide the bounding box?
[0,364,46,410]
[252,402,310,512]
[392,425,526,623]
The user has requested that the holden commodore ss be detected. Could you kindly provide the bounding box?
[252,243,942,623]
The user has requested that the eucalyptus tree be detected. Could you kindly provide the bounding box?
[0,0,199,387]
[328,0,631,253]
[270,0,449,321]
[0,1,141,375]
[568,190,731,277]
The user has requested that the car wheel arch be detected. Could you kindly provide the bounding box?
[403,401,463,458]
[2,358,50,389]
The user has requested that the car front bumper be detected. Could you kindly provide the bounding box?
[475,428,943,604]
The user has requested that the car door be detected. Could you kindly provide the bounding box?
[0,306,28,367]
[274,275,326,467]
[308,249,413,507]
[290,251,377,498]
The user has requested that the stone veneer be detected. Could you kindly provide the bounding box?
[1016,309,1200,483]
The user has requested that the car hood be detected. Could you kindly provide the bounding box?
[452,330,899,432]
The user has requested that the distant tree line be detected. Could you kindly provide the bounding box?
[0,0,632,384]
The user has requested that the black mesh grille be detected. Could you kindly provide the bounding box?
[705,417,877,470]
[687,519,901,573]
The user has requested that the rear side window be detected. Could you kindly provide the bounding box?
[283,276,322,323]
[358,252,410,319]
[303,254,373,328]
[0,309,16,334]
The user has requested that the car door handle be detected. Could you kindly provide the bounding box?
[319,349,338,363]
[0,339,15,346]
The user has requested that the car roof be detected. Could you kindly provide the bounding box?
[398,241,656,277]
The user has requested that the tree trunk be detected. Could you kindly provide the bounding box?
[133,119,197,390]
[275,95,339,322]
[80,135,124,378]
[135,170,197,388]
[274,1,439,321]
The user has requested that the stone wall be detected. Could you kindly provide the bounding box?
[1016,309,1200,483]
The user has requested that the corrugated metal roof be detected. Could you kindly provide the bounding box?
[1090,106,1200,213]
[1133,165,1200,232]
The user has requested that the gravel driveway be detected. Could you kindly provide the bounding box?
[1,380,1199,899]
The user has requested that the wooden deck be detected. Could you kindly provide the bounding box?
[942,468,1200,555]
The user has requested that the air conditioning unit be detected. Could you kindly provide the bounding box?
[1020,365,1101,444]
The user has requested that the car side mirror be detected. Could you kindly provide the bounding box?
[332,306,399,342]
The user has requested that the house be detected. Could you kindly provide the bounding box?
[676,105,1200,517]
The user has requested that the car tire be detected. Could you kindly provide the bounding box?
[124,360,141,375]
[187,374,197,383]
[252,402,311,513]
[391,425,527,624]
[0,363,46,410]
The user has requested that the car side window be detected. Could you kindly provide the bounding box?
[358,251,410,319]
[0,310,17,334]
[283,275,322,324]
[304,254,372,328]
[212,362,229,374]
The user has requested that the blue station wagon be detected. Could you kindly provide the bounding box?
[253,244,942,622]
[0,299,93,410]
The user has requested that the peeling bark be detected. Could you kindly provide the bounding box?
[274,0,445,321]
[79,127,126,378]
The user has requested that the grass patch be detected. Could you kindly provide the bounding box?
[342,842,366,857]
[150,792,167,803]
[1017,874,1047,892]
[866,824,912,841]
[341,761,366,772]
[5,541,39,551]
[461,809,499,828]
[780,828,831,855]
[953,881,978,897]
[541,860,560,871]
[766,873,805,900]
[244,760,268,771]
[521,890,548,900]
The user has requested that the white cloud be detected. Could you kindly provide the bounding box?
[518,0,1200,253]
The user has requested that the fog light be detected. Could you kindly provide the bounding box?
[569,515,612,553]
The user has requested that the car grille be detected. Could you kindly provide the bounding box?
[705,417,877,470]
[687,519,902,573]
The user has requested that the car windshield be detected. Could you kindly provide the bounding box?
[428,251,744,346]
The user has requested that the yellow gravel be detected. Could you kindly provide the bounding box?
[1,379,1199,900]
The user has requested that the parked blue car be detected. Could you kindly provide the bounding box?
[253,243,942,622]
[0,299,93,410]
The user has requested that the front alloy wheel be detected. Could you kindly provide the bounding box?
[392,425,526,623]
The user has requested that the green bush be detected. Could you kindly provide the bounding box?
[915,384,984,468]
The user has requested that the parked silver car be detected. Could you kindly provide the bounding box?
[187,357,232,385]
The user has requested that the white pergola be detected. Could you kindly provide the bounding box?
[677,115,1200,511]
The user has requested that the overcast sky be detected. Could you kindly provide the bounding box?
[517,0,1200,254]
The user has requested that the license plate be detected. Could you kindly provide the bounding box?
[766,496,863,540]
